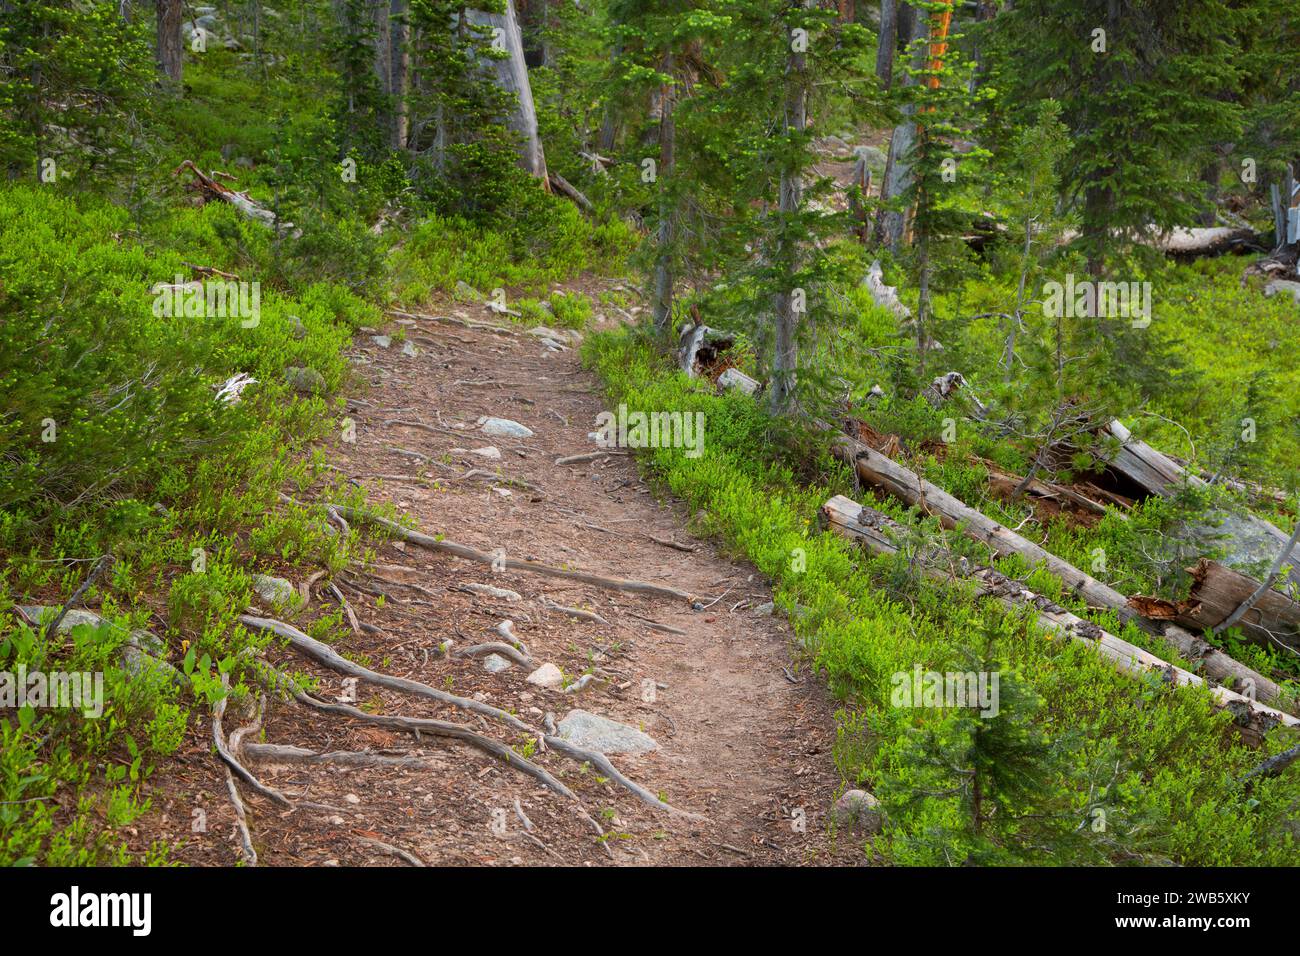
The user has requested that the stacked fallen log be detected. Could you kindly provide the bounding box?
[821,495,1298,733]
[830,431,1290,706]
[1131,558,1300,656]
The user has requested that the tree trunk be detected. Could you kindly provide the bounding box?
[155,0,183,85]
[829,430,1289,705]
[651,53,676,334]
[465,0,546,179]
[876,2,928,250]
[389,0,410,149]
[821,495,1298,732]
[875,0,896,90]
[770,5,811,414]
[1130,559,1300,656]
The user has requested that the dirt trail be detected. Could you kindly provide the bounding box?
[153,283,865,866]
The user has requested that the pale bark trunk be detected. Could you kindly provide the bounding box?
[876,2,928,250]
[390,0,410,149]
[875,0,896,89]
[770,4,811,414]
[821,495,1299,731]
[466,0,546,178]
[651,54,676,333]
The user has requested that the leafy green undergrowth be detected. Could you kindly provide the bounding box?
[584,326,1300,865]
[0,180,379,865]
[390,205,636,306]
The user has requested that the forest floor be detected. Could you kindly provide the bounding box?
[138,280,867,866]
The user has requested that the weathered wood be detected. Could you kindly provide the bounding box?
[821,495,1298,732]
[1130,559,1300,655]
[830,431,1289,705]
[1094,419,1300,589]
[1155,226,1261,257]
[173,160,283,231]
[864,259,912,322]
[547,171,593,214]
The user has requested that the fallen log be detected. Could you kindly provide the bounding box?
[1130,559,1300,656]
[864,259,911,322]
[547,171,594,215]
[830,432,1290,706]
[174,160,286,232]
[1092,419,1300,590]
[1154,226,1262,257]
[821,495,1299,733]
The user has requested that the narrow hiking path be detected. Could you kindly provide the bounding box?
[147,279,866,867]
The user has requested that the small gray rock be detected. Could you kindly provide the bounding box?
[284,365,326,396]
[831,789,885,835]
[370,334,391,348]
[854,145,888,174]
[556,709,658,755]
[455,280,484,302]
[479,417,534,439]
[751,601,775,616]
[482,653,512,674]
[525,662,564,690]
[252,574,296,605]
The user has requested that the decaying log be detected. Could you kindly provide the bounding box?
[174,160,286,231]
[1130,559,1300,656]
[821,496,1299,732]
[717,367,761,396]
[830,431,1289,705]
[547,171,594,214]
[676,321,733,377]
[864,259,912,322]
[1093,419,1300,590]
[977,458,1110,520]
[1154,226,1262,257]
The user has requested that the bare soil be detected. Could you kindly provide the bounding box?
[136,285,868,867]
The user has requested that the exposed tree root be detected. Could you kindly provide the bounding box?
[645,533,696,553]
[454,642,535,668]
[240,614,530,731]
[292,692,574,800]
[555,451,625,465]
[325,503,693,601]
[212,676,292,809]
[541,599,610,626]
[542,734,704,820]
[459,469,543,493]
[356,836,426,867]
